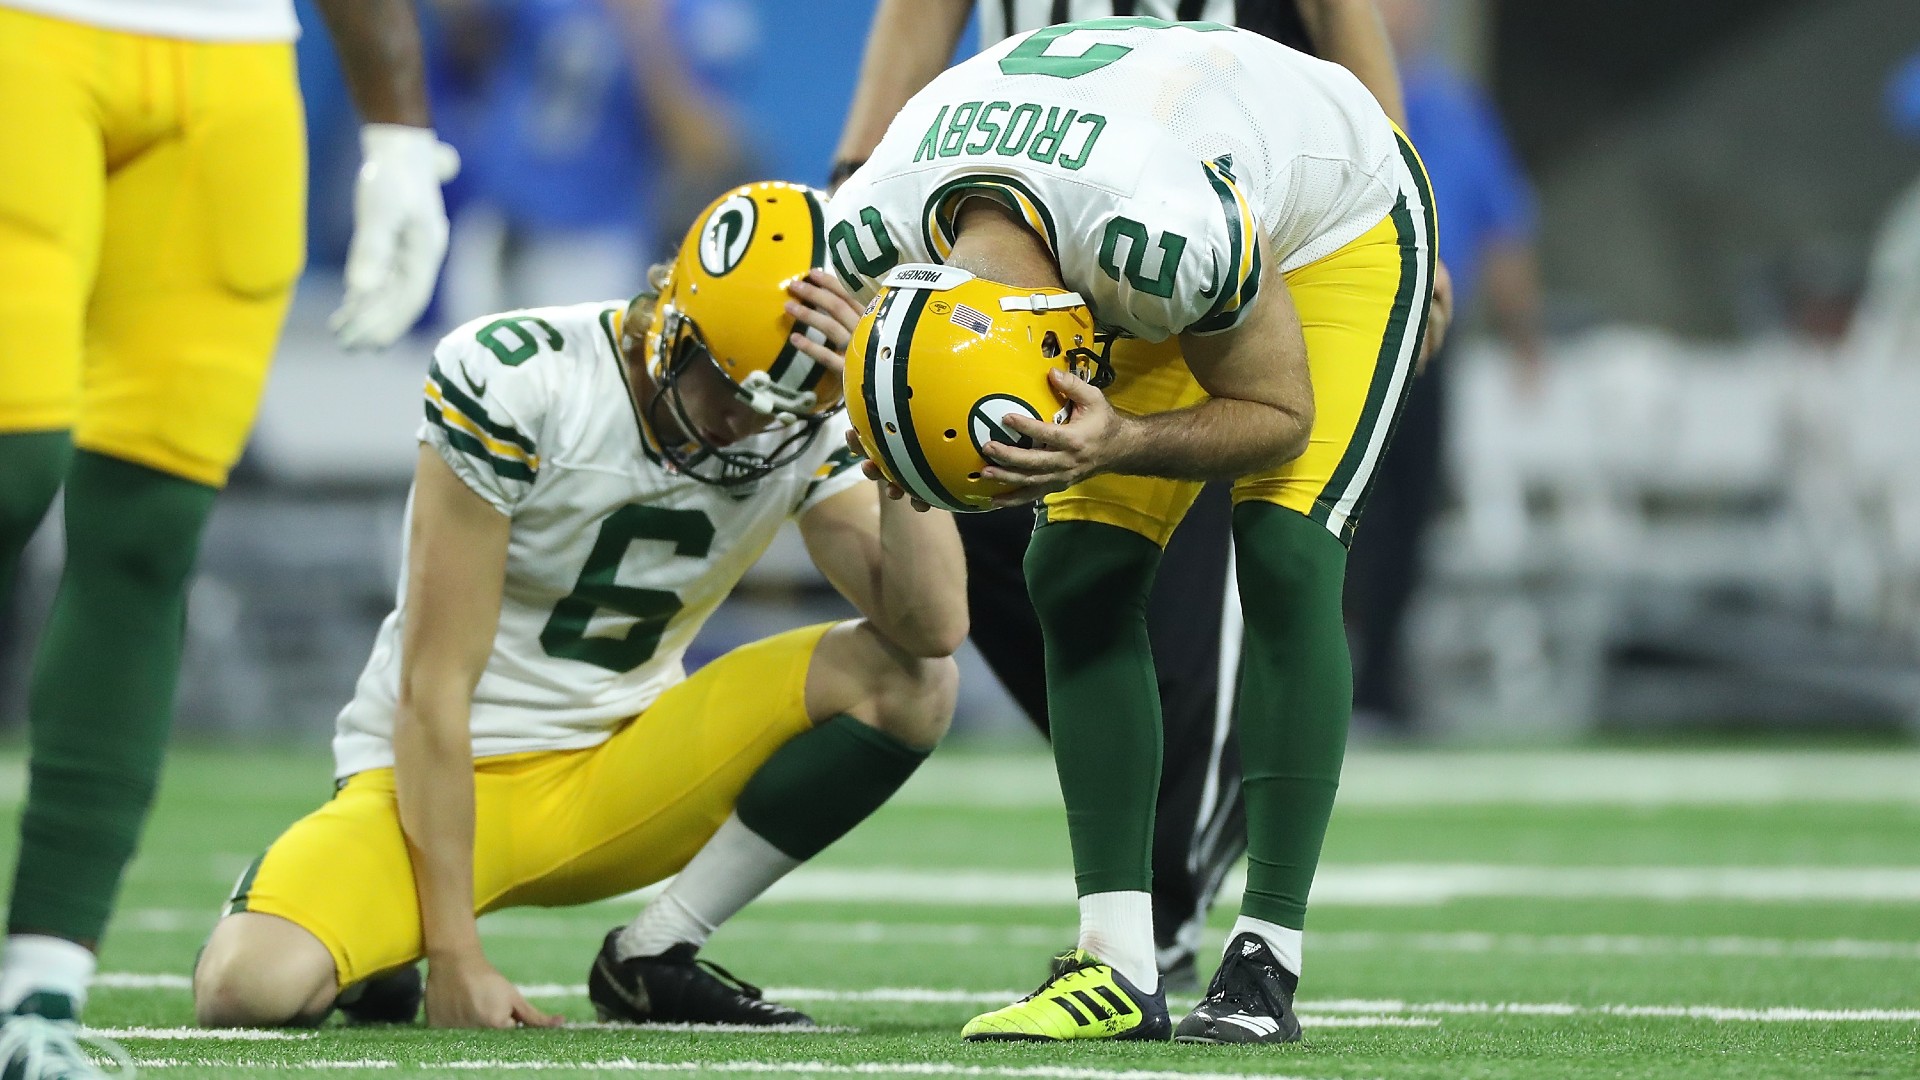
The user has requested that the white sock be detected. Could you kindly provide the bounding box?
[1077,891,1158,994]
[615,815,799,960]
[1228,915,1303,978]
[0,935,96,1014]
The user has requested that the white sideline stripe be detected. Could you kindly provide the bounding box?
[563,1022,856,1035]
[891,751,1920,808]
[97,973,192,990]
[88,1027,312,1040]
[130,1060,1333,1079]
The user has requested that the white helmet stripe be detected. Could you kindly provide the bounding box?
[865,287,970,513]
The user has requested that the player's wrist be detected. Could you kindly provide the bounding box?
[359,123,461,184]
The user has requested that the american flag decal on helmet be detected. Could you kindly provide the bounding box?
[950,303,993,335]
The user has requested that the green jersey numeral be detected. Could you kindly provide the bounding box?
[539,505,715,673]
[1098,217,1188,299]
[475,316,563,367]
[828,207,901,291]
[998,16,1233,79]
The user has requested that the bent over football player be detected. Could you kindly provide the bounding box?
[830,18,1435,1042]
[192,182,967,1029]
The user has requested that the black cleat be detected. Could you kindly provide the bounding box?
[587,929,813,1027]
[1174,932,1303,1044]
[336,964,423,1025]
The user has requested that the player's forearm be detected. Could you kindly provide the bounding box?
[313,0,434,128]
[1105,397,1312,482]
[832,0,973,172]
[1296,0,1405,126]
[871,496,968,658]
[392,693,484,960]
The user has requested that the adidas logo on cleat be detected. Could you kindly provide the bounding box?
[1047,984,1136,1035]
[1217,1012,1284,1038]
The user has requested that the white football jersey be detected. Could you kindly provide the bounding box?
[0,0,297,41]
[828,18,1407,342]
[332,302,865,777]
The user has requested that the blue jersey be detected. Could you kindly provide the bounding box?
[460,0,660,233]
[1401,57,1536,314]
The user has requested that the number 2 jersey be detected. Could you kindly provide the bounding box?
[827,19,1415,341]
[332,302,864,778]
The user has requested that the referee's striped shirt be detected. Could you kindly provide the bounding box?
[978,0,1317,54]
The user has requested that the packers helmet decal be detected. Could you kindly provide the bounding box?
[967,395,1040,455]
[846,263,1089,513]
[645,181,843,486]
[697,192,757,277]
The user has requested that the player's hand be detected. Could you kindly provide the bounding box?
[1419,258,1454,373]
[331,124,461,351]
[845,429,932,512]
[424,951,560,1029]
[785,270,863,375]
[979,368,1127,507]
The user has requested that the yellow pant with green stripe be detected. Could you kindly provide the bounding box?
[0,8,305,487]
[1042,157,1434,548]
[228,623,830,989]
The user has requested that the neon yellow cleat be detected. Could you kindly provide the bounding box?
[962,950,1171,1042]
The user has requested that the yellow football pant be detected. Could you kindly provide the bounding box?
[229,623,832,988]
[0,7,305,487]
[1042,136,1436,548]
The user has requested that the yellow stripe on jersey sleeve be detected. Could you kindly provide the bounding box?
[1191,160,1263,335]
[423,373,541,482]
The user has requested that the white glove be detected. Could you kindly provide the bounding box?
[330,123,461,350]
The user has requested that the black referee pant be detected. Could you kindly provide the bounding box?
[957,484,1244,971]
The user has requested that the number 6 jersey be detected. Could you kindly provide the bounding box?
[827,17,1410,341]
[331,302,864,778]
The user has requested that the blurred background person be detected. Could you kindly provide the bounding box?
[428,0,753,323]
[1344,0,1544,736]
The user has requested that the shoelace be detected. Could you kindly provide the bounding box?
[1014,950,1094,1004]
[1209,954,1284,1018]
[691,958,766,1002]
[0,1016,135,1080]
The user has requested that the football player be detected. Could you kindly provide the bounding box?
[0,0,453,1073]
[829,0,1421,992]
[831,18,1435,1042]
[191,182,966,1029]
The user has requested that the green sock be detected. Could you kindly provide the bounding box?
[1025,520,1163,897]
[0,431,73,610]
[9,451,217,943]
[734,714,931,861]
[1231,501,1353,929]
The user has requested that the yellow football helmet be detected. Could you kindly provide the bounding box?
[642,181,843,485]
[845,264,1101,512]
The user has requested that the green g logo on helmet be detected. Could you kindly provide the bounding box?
[698,193,757,277]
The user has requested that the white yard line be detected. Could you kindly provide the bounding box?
[92,971,1919,1024]
[1310,999,1920,1022]
[88,1027,312,1040]
[127,1060,1336,1079]
[892,751,1920,808]
[693,865,1920,907]
[1312,930,1920,962]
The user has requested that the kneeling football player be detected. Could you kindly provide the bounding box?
[192,182,966,1029]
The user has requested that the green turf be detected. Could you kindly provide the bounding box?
[3,744,1917,1078]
